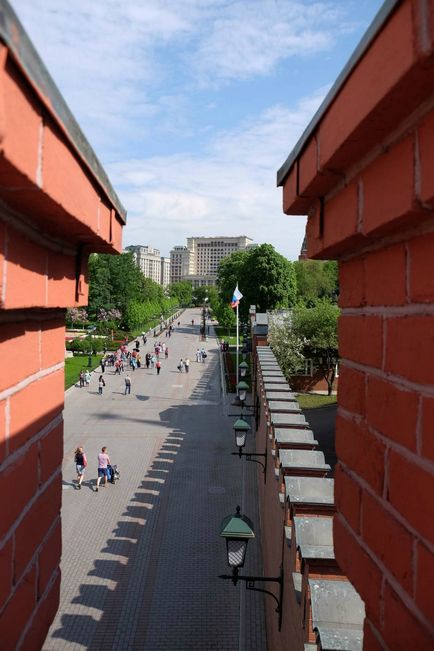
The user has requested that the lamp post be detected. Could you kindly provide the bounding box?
[219,506,284,631]
[239,361,248,378]
[231,415,267,482]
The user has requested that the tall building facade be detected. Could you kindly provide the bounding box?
[170,236,254,287]
[124,245,170,287]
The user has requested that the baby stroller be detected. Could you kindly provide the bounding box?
[107,464,120,484]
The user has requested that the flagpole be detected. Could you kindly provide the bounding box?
[236,301,239,398]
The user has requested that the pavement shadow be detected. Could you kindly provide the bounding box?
[49,348,266,650]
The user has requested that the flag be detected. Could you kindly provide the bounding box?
[230,285,243,309]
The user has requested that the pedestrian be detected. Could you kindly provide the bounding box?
[84,370,91,386]
[74,446,87,489]
[79,370,85,387]
[98,375,105,395]
[95,446,111,491]
[146,353,150,369]
[165,346,169,358]
[201,347,207,362]
[101,358,106,373]
[135,340,140,349]
[185,358,190,373]
[156,360,161,375]
[196,348,201,363]
[125,374,131,395]
[178,359,184,372]
[191,319,194,326]
[177,321,180,327]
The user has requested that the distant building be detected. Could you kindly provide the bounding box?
[124,245,169,287]
[170,235,254,287]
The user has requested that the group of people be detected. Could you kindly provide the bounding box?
[74,445,115,492]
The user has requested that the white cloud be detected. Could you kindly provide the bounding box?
[110,87,327,259]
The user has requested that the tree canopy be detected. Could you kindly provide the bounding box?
[168,281,193,306]
[293,259,339,306]
[217,244,297,318]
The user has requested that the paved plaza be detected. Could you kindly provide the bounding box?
[43,309,266,651]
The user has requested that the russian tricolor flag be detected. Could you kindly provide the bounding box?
[230,284,243,309]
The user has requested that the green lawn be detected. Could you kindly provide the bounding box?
[65,355,102,390]
[296,393,337,409]
[214,326,243,346]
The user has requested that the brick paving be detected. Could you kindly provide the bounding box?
[43,309,266,650]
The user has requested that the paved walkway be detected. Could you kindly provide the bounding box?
[43,309,266,650]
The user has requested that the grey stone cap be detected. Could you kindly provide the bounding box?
[293,516,334,548]
[314,627,363,651]
[272,413,309,427]
[265,391,297,401]
[275,429,316,444]
[299,544,335,560]
[308,578,365,632]
[280,449,330,471]
[285,477,335,504]
[269,401,301,414]
[263,383,292,391]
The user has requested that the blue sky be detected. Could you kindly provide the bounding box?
[13,0,383,259]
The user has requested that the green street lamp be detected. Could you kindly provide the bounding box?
[233,417,250,454]
[237,380,249,403]
[239,361,249,378]
[219,506,284,630]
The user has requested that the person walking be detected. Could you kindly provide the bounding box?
[84,370,91,386]
[156,360,161,375]
[74,446,87,489]
[165,346,169,359]
[200,347,207,363]
[95,446,111,491]
[79,370,85,387]
[125,374,132,395]
[98,375,105,395]
[101,358,106,374]
[196,348,201,363]
[178,359,184,372]
[185,358,190,373]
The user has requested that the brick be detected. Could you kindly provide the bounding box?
[0,565,36,650]
[408,231,434,302]
[5,230,47,309]
[366,375,418,451]
[383,582,434,650]
[3,61,41,185]
[14,480,61,581]
[365,244,406,306]
[46,251,76,308]
[363,619,385,651]
[0,219,5,306]
[39,423,63,484]
[0,538,13,611]
[20,573,60,651]
[361,491,413,592]
[298,136,318,195]
[319,1,415,168]
[282,167,298,215]
[385,315,434,384]
[416,542,434,623]
[334,463,361,533]
[421,397,434,462]
[337,365,365,415]
[323,181,359,252]
[389,450,434,542]
[362,136,415,236]
[38,520,61,598]
[9,371,64,453]
[0,444,38,538]
[40,318,66,369]
[305,208,324,258]
[419,110,434,204]
[339,315,383,369]
[334,515,383,626]
[338,257,366,308]
[0,320,40,392]
[335,414,385,494]
[0,398,6,464]
[43,123,99,229]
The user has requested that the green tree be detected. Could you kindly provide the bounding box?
[267,315,305,379]
[292,301,340,395]
[293,259,339,306]
[168,281,193,306]
[217,244,297,318]
[215,303,236,335]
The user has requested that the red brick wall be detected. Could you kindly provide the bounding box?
[280,2,434,647]
[0,20,124,648]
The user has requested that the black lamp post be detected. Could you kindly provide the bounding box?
[219,506,284,631]
[231,415,268,482]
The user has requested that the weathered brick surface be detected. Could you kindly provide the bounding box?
[280,3,434,646]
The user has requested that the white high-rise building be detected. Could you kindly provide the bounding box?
[169,236,254,287]
[124,245,170,287]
